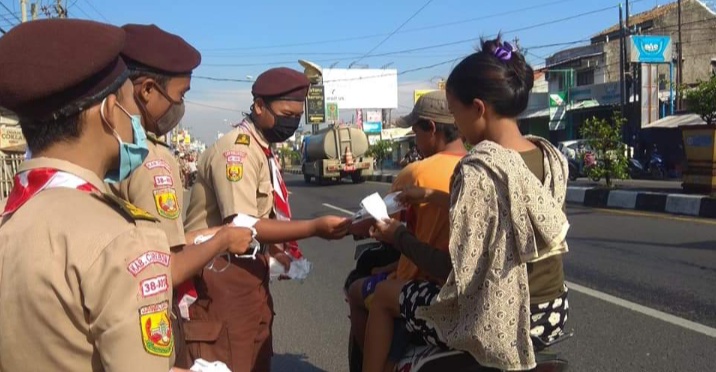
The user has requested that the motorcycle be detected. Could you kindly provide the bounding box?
[628,152,666,180]
[344,239,572,372]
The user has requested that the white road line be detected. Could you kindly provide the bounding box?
[566,281,716,338]
[322,203,354,216]
[326,197,715,338]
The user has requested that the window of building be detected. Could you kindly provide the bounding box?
[577,70,595,86]
[659,74,667,90]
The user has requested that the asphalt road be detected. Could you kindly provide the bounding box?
[190,174,716,371]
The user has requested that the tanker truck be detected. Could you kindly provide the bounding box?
[301,125,374,185]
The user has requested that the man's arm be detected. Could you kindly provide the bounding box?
[171,226,254,284]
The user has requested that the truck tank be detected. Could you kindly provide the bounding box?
[304,126,370,163]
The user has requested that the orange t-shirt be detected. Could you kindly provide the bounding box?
[389,152,463,282]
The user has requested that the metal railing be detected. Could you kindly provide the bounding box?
[0,153,23,199]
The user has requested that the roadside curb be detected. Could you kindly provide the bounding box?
[285,169,716,220]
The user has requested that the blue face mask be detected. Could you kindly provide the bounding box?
[101,98,149,183]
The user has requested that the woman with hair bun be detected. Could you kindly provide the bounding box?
[364,36,570,372]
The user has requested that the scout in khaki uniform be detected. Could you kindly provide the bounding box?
[0,19,180,371]
[110,24,254,369]
[183,67,352,372]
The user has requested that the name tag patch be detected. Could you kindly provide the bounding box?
[140,274,169,298]
[139,301,174,357]
[127,251,171,276]
[145,160,171,171]
[153,175,174,188]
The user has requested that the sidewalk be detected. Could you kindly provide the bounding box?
[284,168,716,219]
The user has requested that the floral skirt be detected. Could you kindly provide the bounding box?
[398,281,569,350]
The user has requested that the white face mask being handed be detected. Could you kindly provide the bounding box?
[100,97,150,183]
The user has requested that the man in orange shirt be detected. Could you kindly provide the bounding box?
[347,90,466,354]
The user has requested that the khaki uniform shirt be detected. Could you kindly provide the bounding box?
[185,118,273,231]
[110,135,186,248]
[0,158,175,371]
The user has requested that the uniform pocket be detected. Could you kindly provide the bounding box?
[184,320,232,365]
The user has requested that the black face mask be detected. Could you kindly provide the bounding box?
[261,105,301,143]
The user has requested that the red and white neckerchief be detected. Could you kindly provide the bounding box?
[239,120,304,260]
[2,168,100,216]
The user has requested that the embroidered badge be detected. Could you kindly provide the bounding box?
[226,155,245,163]
[153,188,180,220]
[223,150,247,158]
[140,274,169,298]
[153,175,174,188]
[144,160,171,171]
[235,134,250,146]
[139,301,173,357]
[127,251,171,276]
[226,163,243,182]
[102,193,159,222]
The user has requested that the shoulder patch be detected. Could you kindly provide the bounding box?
[235,133,251,146]
[127,251,171,276]
[145,160,171,171]
[226,163,243,182]
[139,301,174,357]
[153,175,174,188]
[153,188,180,220]
[101,193,159,222]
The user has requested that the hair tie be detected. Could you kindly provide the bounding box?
[493,41,514,62]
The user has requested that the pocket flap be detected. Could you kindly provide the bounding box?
[183,320,224,342]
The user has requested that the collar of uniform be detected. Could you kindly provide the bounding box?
[146,132,170,148]
[18,157,109,193]
[242,116,270,149]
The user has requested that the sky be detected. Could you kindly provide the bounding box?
[0,0,685,144]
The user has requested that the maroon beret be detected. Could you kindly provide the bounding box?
[252,67,310,101]
[121,24,201,76]
[0,19,128,121]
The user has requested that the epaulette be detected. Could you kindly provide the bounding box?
[98,192,160,222]
[147,135,170,148]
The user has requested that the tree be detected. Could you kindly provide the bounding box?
[367,140,393,172]
[579,111,630,188]
[684,75,716,125]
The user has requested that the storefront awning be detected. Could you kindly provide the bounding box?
[642,113,706,129]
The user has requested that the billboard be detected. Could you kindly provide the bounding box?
[322,69,398,109]
[629,35,672,63]
[569,82,621,106]
[363,110,382,134]
[305,85,326,123]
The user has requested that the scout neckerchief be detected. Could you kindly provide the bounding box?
[3,168,100,216]
[239,119,303,260]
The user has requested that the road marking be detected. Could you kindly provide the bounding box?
[587,207,716,226]
[566,281,716,338]
[322,203,354,216]
[327,194,716,336]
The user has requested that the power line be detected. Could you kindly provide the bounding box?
[82,0,109,22]
[185,100,245,113]
[0,1,20,22]
[202,4,620,68]
[201,0,584,52]
[351,0,434,65]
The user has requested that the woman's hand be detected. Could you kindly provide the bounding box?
[369,219,402,245]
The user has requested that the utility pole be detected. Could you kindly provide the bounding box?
[619,4,626,112]
[624,0,631,108]
[677,0,683,110]
[56,0,66,18]
[20,0,27,22]
[30,2,37,20]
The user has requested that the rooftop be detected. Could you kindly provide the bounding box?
[594,0,716,38]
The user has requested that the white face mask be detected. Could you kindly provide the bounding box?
[24,148,32,160]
